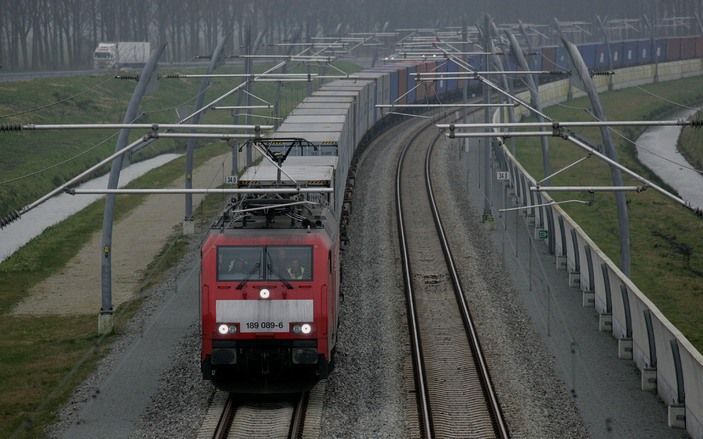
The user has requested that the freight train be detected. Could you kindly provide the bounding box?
[199,34,703,392]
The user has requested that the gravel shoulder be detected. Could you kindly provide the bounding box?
[320,120,415,438]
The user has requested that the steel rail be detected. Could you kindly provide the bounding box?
[425,128,510,439]
[393,91,511,436]
[209,392,307,439]
[288,392,308,439]
[213,394,235,439]
[395,120,436,439]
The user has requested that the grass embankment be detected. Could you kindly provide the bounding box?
[0,61,360,437]
[516,76,703,351]
[678,110,703,171]
[0,143,225,438]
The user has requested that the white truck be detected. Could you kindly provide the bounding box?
[93,42,151,70]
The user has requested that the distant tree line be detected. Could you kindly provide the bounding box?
[0,0,701,71]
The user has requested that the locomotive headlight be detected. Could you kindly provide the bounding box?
[292,323,313,334]
[259,288,270,299]
[217,323,238,335]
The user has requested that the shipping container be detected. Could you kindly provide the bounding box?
[406,65,417,103]
[636,39,653,65]
[622,40,638,67]
[447,59,458,93]
[398,66,408,104]
[415,63,426,101]
[578,43,597,69]
[468,54,484,71]
[596,44,610,70]
[435,61,453,95]
[425,61,440,101]
[556,46,569,70]
[654,38,667,63]
[610,41,625,68]
[390,70,399,104]
[666,37,682,61]
[696,36,703,58]
[542,46,558,70]
[682,36,697,60]
[526,49,541,71]
[502,46,518,72]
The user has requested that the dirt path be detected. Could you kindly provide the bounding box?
[12,153,232,316]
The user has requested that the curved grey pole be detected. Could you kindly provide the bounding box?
[561,38,631,276]
[481,15,493,221]
[507,30,551,178]
[99,43,167,334]
[489,22,516,155]
[184,36,229,224]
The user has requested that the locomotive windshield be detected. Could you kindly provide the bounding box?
[267,246,313,281]
[217,246,263,281]
[217,246,312,281]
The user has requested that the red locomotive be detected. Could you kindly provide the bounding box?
[200,148,340,392]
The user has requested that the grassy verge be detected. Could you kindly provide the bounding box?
[0,141,229,438]
[515,75,703,350]
[0,61,360,437]
[678,110,703,171]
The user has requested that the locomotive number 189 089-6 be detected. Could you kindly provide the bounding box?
[244,321,285,331]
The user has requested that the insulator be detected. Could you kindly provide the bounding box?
[114,75,140,81]
[0,124,22,132]
[0,210,20,228]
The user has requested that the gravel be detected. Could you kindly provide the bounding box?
[320,121,414,438]
[129,323,214,439]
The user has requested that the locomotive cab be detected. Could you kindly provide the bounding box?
[200,153,340,393]
[201,228,337,391]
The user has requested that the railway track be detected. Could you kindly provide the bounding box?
[395,115,509,438]
[198,391,308,439]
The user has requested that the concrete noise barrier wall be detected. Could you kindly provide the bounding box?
[493,58,703,437]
